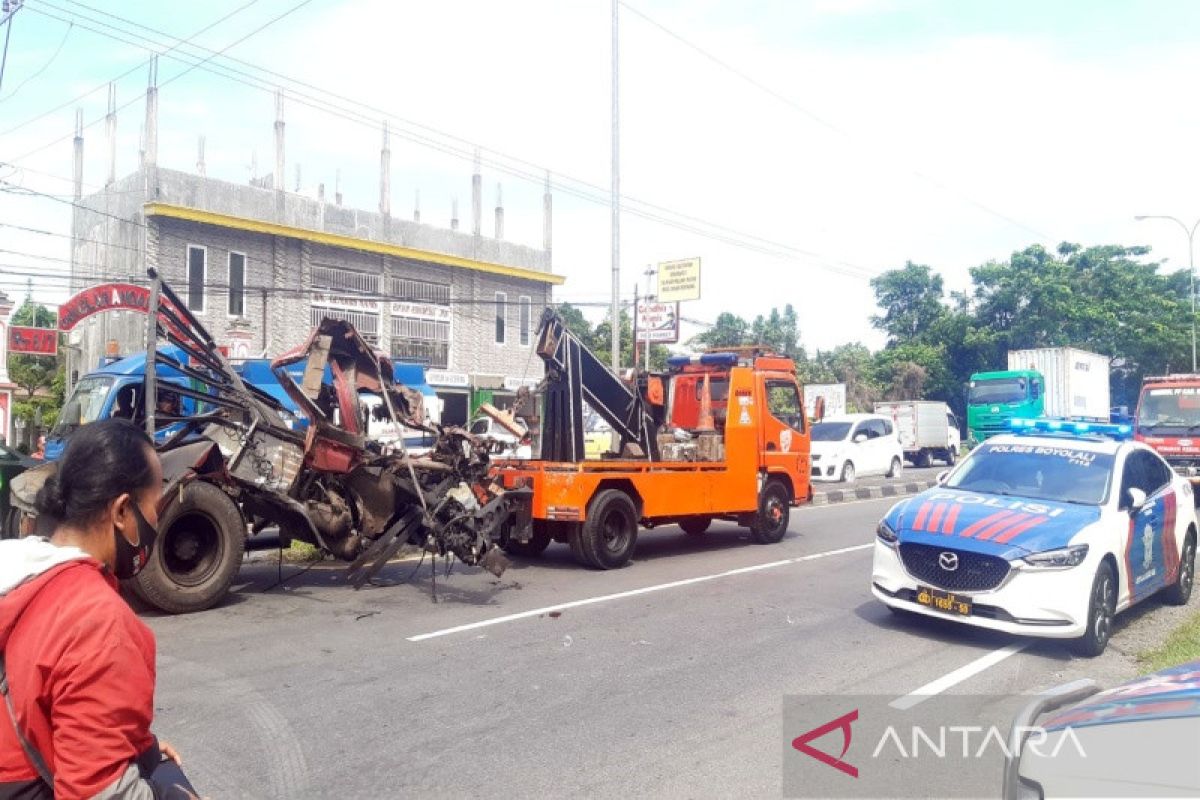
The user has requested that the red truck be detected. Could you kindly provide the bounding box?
[1134,373,1200,500]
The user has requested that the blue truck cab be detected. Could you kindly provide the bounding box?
[47,350,440,460]
[45,347,201,461]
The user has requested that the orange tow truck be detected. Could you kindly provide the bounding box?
[495,311,812,569]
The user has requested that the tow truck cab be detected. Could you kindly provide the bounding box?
[1134,374,1200,498]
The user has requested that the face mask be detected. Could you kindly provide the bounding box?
[114,503,158,580]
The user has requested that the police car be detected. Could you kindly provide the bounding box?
[871,419,1198,656]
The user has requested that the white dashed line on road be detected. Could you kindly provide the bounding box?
[889,642,1028,710]
[406,542,874,642]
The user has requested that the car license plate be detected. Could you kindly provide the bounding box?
[916,586,972,616]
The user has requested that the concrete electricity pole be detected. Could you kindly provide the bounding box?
[610,0,621,371]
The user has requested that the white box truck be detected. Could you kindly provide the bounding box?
[805,383,846,421]
[1006,348,1110,420]
[874,400,961,467]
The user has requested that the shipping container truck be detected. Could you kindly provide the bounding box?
[874,400,960,467]
[966,347,1110,442]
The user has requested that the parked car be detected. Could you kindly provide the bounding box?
[810,413,904,483]
[468,414,532,458]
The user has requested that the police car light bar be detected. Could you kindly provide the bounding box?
[1009,417,1133,439]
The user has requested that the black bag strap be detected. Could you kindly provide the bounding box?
[0,652,54,788]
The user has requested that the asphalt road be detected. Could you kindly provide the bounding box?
[147,495,1197,799]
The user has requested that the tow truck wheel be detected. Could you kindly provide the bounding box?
[679,517,712,536]
[1071,562,1116,657]
[504,520,553,557]
[1164,531,1196,606]
[128,481,246,614]
[578,489,638,569]
[750,481,790,544]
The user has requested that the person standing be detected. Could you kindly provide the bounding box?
[0,418,194,799]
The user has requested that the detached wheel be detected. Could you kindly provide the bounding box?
[679,517,712,536]
[504,519,553,557]
[578,489,638,569]
[1071,562,1116,657]
[128,480,246,614]
[750,480,790,544]
[1164,532,1196,606]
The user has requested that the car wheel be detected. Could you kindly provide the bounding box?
[679,516,712,536]
[914,450,932,468]
[1164,532,1196,606]
[841,461,856,483]
[886,457,902,479]
[749,480,790,544]
[1071,562,1116,657]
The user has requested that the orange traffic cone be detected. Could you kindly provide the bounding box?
[697,373,715,432]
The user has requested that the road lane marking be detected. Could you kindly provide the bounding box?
[406,542,873,642]
[889,642,1028,710]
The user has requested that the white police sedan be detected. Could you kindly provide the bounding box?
[871,419,1198,656]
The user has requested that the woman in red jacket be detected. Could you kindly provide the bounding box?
[0,418,190,799]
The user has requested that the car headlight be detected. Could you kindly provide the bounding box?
[1020,544,1089,570]
[876,519,898,545]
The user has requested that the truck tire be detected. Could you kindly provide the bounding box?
[750,480,790,544]
[679,516,712,536]
[128,480,246,614]
[945,448,958,466]
[914,450,932,468]
[504,519,553,557]
[577,489,639,569]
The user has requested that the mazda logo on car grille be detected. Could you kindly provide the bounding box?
[938,552,959,571]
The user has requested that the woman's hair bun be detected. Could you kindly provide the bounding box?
[34,473,68,519]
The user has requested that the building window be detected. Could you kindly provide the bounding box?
[186,245,206,312]
[519,296,531,346]
[312,264,380,295]
[228,252,245,316]
[390,276,450,304]
[495,292,506,344]
[311,306,380,344]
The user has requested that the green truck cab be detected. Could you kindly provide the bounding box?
[965,369,1044,443]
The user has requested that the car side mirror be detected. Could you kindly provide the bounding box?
[936,470,950,485]
[853,433,867,443]
[1124,487,1147,513]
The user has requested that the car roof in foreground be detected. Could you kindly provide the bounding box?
[980,432,1127,456]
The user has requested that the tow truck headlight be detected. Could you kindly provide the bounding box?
[876,520,898,546]
[1020,544,1089,570]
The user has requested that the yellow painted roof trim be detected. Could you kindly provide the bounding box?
[143,202,565,285]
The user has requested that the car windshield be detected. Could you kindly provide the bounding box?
[968,377,1028,405]
[946,442,1115,505]
[50,376,117,437]
[811,421,852,442]
[469,419,490,435]
[1137,387,1200,430]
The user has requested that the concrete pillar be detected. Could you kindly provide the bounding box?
[105,83,117,187]
[70,109,83,293]
[494,183,504,240]
[471,148,482,238]
[274,90,285,193]
[197,135,206,176]
[379,121,391,217]
[543,170,553,263]
[143,57,158,171]
[451,197,459,231]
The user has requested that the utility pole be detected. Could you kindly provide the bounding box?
[610,0,621,371]
[643,264,655,369]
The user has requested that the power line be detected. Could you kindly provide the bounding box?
[7,2,880,283]
[617,0,1056,244]
[0,17,71,102]
[4,0,310,164]
[0,0,262,138]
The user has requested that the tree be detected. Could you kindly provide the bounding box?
[870,262,946,344]
[691,312,750,349]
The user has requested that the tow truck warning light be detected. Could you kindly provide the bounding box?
[1009,417,1133,439]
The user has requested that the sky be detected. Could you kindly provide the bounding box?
[3,0,1200,355]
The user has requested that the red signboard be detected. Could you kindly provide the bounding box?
[58,283,152,332]
[9,326,58,356]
